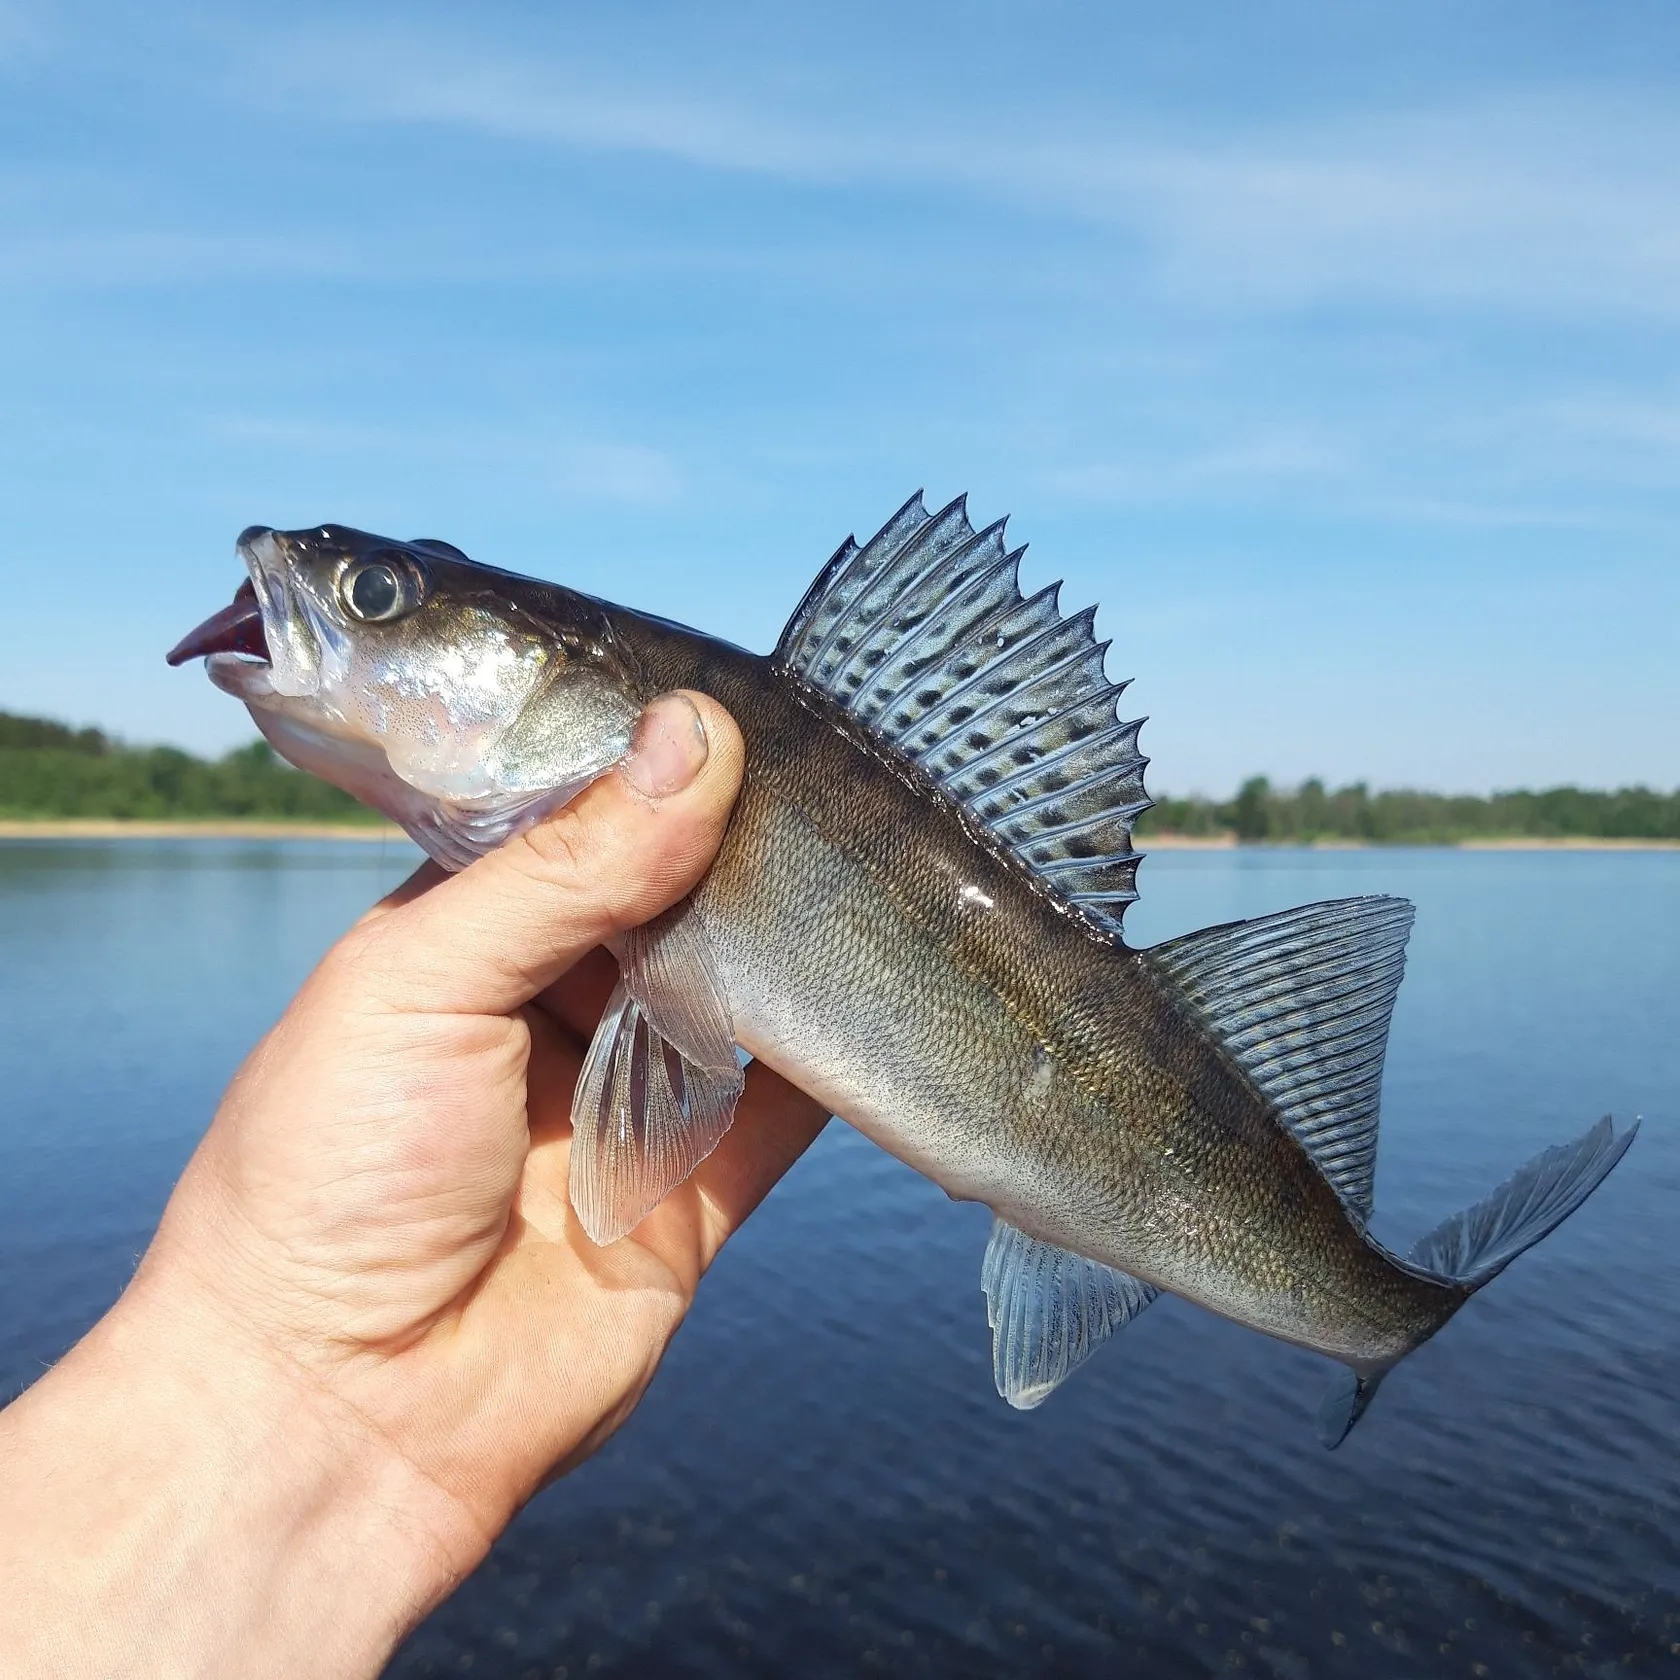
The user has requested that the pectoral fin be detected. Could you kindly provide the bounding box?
[569,906,745,1245]
[981,1218,1159,1409]
[413,778,604,872]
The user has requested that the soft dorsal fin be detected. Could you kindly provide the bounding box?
[776,493,1151,933]
[1144,896,1415,1222]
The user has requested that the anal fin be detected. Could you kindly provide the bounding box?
[981,1218,1159,1409]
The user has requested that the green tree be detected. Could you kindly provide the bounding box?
[1231,776,1272,842]
[0,710,380,823]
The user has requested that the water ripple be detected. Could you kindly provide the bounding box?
[2,842,1676,1678]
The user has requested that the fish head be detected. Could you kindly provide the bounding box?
[167,524,645,816]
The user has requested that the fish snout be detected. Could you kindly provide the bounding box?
[237,524,317,570]
[167,525,282,667]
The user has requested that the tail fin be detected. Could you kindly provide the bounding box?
[1318,1113,1638,1449]
[1408,1113,1638,1287]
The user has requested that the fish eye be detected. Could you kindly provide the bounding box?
[339,554,424,624]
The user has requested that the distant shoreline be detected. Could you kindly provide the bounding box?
[0,819,1675,851]
[1453,836,1680,851]
[0,819,406,841]
[1141,833,1680,851]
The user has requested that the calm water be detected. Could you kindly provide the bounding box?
[1,840,1676,1678]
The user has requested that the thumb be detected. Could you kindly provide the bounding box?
[349,690,745,1016]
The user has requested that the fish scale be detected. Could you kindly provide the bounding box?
[169,495,1639,1445]
[608,622,1460,1362]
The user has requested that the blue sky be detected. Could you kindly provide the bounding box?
[1,2,1676,796]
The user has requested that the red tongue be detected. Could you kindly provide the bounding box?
[166,579,269,667]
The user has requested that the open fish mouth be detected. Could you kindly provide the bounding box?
[166,526,282,667]
[165,575,270,666]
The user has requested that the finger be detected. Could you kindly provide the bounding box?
[343,691,744,1017]
[516,1043,826,1280]
[514,1006,587,1243]
[686,1063,829,1270]
[357,858,447,924]
[532,945,620,1046]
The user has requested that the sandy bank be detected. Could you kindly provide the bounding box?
[1141,832,1679,852]
[2,822,1674,851]
[1455,836,1680,851]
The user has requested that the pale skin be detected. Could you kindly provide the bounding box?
[0,692,827,1679]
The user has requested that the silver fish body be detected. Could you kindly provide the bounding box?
[622,620,1449,1369]
[169,500,1638,1442]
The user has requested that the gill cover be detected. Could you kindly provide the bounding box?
[170,522,750,1247]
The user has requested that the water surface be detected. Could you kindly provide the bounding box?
[1,840,1675,1677]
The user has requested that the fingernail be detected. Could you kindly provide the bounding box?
[623,693,708,799]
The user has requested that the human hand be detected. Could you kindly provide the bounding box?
[0,692,827,1679]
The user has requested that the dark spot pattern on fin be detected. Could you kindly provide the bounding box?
[776,493,1151,933]
[1144,897,1415,1223]
[981,1217,1159,1409]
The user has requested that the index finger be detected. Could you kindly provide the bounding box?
[336,691,745,1017]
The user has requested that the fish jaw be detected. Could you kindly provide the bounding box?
[175,525,340,722]
[183,526,347,705]
[191,526,388,778]
[172,522,647,854]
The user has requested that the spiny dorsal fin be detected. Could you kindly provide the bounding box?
[776,493,1150,933]
[1144,896,1415,1222]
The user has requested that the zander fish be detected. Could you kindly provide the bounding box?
[168,495,1638,1445]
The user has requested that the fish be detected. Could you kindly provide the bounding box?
[167,496,1639,1445]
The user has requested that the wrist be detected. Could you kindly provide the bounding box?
[0,1268,480,1679]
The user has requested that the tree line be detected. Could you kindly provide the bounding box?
[3,710,1676,839]
[0,711,376,822]
[1138,776,1680,843]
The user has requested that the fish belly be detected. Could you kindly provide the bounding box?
[695,776,1161,1263]
[697,781,1440,1370]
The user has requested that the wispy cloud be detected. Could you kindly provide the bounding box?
[1036,433,1345,504]
[1034,437,1612,530]
[0,2,1673,785]
[1541,396,1680,457]
[251,26,1680,322]
[15,20,1680,321]
[0,224,363,287]
[1349,495,1602,532]
[214,414,684,505]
